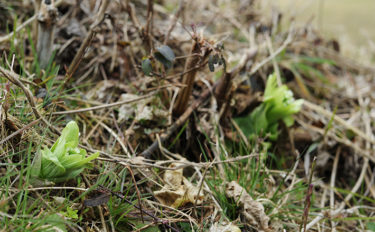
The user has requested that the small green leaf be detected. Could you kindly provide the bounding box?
[141,58,153,76]
[51,168,85,183]
[155,45,175,61]
[60,207,79,219]
[43,214,67,232]
[60,152,99,169]
[367,222,375,231]
[30,151,42,178]
[51,120,79,158]
[154,45,175,69]
[41,148,66,178]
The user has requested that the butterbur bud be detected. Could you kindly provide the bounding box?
[31,121,99,183]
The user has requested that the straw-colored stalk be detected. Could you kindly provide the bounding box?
[37,0,57,69]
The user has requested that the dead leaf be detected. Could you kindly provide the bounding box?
[163,163,183,188]
[84,193,110,207]
[53,196,66,205]
[129,156,146,166]
[154,163,204,208]
[86,80,132,101]
[225,181,270,231]
[209,222,241,232]
[117,93,168,122]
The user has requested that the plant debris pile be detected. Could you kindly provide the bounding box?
[1,0,375,231]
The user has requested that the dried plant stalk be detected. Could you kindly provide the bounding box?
[215,49,257,121]
[173,40,202,116]
[37,0,57,69]
[215,72,232,110]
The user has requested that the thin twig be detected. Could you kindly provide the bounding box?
[265,35,281,86]
[296,117,375,163]
[163,0,185,44]
[301,156,317,232]
[194,162,212,216]
[98,185,180,232]
[0,118,41,145]
[141,82,219,158]
[65,0,110,79]
[330,146,341,229]
[236,30,294,84]
[96,120,131,158]
[124,166,145,224]
[52,92,156,115]
[303,100,375,146]
[0,66,60,134]
[144,0,154,51]
[124,0,142,37]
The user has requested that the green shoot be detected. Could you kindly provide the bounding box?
[30,121,99,183]
[235,73,304,141]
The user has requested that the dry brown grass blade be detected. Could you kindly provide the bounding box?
[0,66,60,135]
[52,92,156,115]
[303,100,375,147]
[0,118,41,145]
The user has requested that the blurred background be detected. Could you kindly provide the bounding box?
[262,0,375,64]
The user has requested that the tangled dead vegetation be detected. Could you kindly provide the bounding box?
[1,0,375,231]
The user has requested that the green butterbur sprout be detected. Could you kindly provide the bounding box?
[31,121,99,183]
[235,73,304,141]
